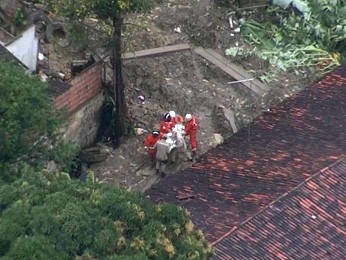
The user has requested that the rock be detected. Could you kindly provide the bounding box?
[46,160,59,173]
[140,170,152,176]
[209,133,224,148]
[80,147,109,163]
[218,105,238,133]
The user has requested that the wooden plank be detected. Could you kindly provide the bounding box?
[122,44,191,60]
[194,47,246,81]
[205,48,270,92]
[194,47,265,95]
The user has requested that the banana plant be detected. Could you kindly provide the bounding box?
[226,0,345,82]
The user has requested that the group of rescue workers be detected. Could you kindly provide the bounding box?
[144,110,198,177]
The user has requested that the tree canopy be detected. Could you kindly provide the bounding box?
[0,166,212,259]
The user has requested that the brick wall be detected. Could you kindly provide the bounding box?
[54,61,103,114]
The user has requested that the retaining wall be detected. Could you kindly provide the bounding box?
[54,61,104,148]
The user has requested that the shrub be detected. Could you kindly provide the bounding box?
[0,59,77,173]
[0,167,212,259]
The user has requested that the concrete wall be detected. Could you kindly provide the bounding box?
[6,26,38,72]
[54,61,104,148]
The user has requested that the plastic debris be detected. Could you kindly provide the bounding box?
[134,127,148,136]
[138,95,146,104]
[228,16,234,29]
[39,71,48,82]
[174,27,181,33]
[38,53,46,61]
[234,27,241,33]
[58,72,65,80]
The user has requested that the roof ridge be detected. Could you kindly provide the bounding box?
[210,156,346,246]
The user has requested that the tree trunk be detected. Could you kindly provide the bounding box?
[112,14,127,147]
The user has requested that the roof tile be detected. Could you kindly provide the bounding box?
[214,159,346,259]
[145,65,346,254]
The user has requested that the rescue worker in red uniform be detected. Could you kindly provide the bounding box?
[184,114,198,161]
[144,130,160,161]
[169,110,184,127]
[160,112,174,135]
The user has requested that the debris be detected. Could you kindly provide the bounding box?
[46,160,59,173]
[228,78,254,85]
[218,105,238,133]
[138,95,146,103]
[58,72,65,80]
[209,134,224,148]
[311,215,317,219]
[228,16,234,29]
[38,53,46,61]
[88,18,99,23]
[174,27,181,33]
[39,71,48,82]
[176,194,195,200]
[134,127,148,136]
[234,27,241,33]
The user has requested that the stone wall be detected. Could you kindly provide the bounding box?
[54,61,104,148]
[61,92,104,149]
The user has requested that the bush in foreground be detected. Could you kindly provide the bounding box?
[0,166,212,259]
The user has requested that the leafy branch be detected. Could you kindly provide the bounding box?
[226,0,345,82]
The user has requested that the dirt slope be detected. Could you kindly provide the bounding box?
[87,0,310,192]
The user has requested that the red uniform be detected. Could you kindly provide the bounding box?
[171,115,184,127]
[185,115,198,152]
[160,120,173,135]
[144,134,160,161]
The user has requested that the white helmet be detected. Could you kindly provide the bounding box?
[185,114,192,121]
[169,110,176,118]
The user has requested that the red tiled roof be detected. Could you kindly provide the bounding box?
[145,65,346,247]
[214,158,346,260]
